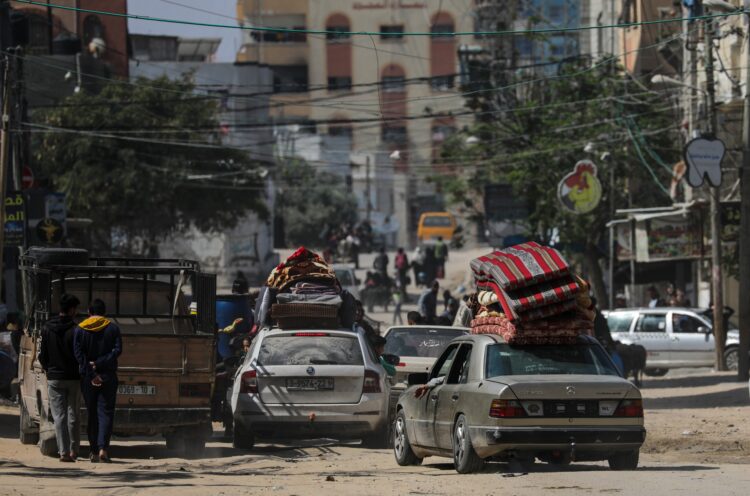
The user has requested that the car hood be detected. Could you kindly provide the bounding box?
[486,374,637,400]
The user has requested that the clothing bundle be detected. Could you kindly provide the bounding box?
[469,242,594,344]
[254,247,355,330]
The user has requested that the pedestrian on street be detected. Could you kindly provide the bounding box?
[392,288,403,325]
[371,335,396,377]
[74,299,122,463]
[418,280,440,324]
[411,246,425,287]
[434,236,448,279]
[646,286,665,308]
[373,246,389,278]
[38,293,81,463]
[407,311,423,326]
[394,247,409,291]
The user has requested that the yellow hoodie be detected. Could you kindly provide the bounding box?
[79,316,111,333]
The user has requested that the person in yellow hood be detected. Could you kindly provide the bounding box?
[73,299,122,463]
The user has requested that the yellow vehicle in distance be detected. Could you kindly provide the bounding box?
[417,212,456,242]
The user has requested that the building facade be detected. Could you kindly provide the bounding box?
[235,0,476,247]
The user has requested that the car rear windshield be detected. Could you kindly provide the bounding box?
[257,334,364,366]
[485,344,620,378]
[384,328,465,358]
[423,216,452,227]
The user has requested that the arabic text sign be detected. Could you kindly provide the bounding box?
[4,192,25,247]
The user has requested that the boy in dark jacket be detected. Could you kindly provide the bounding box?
[74,299,122,463]
[39,293,81,462]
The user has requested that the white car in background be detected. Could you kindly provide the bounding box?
[334,265,361,300]
[230,327,392,448]
[604,308,743,375]
[383,325,469,412]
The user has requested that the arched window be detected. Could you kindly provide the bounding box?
[430,12,456,91]
[326,13,352,91]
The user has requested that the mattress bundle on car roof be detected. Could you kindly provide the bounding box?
[469,242,594,345]
[254,247,356,330]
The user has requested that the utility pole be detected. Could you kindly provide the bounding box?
[0,54,12,300]
[365,155,371,223]
[704,18,727,371]
[738,7,750,381]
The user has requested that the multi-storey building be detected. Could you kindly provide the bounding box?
[235,0,475,247]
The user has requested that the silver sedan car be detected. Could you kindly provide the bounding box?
[394,334,645,473]
[230,327,391,449]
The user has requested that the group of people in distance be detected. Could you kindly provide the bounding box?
[39,294,122,463]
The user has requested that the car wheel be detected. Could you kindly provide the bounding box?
[393,411,422,466]
[608,450,639,470]
[232,422,255,450]
[643,368,669,377]
[452,414,484,474]
[38,406,57,457]
[19,402,39,445]
[724,347,740,371]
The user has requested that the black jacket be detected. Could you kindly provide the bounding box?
[39,315,80,380]
[74,316,122,382]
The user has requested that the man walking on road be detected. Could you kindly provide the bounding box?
[418,281,440,324]
[39,294,81,462]
[434,237,448,279]
[373,246,389,278]
[74,299,122,463]
[394,247,409,292]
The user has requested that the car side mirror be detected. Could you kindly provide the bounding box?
[382,353,400,366]
[698,326,710,334]
[408,372,429,386]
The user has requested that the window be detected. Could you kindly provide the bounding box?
[382,125,407,144]
[380,25,404,40]
[384,327,466,358]
[635,314,667,333]
[326,25,350,41]
[607,311,636,334]
[327,76,352,90]
[382,76,406,92]
[257,335,364,366]
[672,314,706,334]
[447,345,472,384]
[430,344,459,380]
[485,343,620,378]
[328,125,352,138]
[252,27,307,43]
[431,124,455,143]
[430,23,454,37]
[430,75,454,91]
[272,65,308,93]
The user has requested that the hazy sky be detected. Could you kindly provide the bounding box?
[128,0,242,62]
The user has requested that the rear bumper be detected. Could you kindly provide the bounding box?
[471,426,646,458]
[234,393,388,439]
[82,408,211,436]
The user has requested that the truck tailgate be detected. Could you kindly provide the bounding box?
[116,334,215,408]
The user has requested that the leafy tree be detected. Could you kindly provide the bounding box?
[276,159,358,248]
[33,76,267,254]
[436,60,681,304]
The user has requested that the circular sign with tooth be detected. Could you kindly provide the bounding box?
[558,160,602,214]
[684,137,726,188]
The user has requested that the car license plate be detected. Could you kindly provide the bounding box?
[117,384,157,395]
[286,378,334,391]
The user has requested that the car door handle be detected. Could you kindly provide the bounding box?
[451,394,460,402]
[430,394,438,401]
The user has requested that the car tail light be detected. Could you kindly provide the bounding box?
[293,332,329,337]
[397,362,406,367]
[179,383,211,398]
[239,370,258,394]
[489,399,526,418]
[614,399,643,417]
[362,370,381,393]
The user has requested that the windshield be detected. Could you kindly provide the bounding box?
[485,343,620,378]
[334,269,355,286]
[423,216,452,227]
[257,334,363,366]
[384,328,465,358]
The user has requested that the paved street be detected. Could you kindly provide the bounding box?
[1,369,747,495]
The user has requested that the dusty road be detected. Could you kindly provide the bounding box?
[0,370,748,495]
